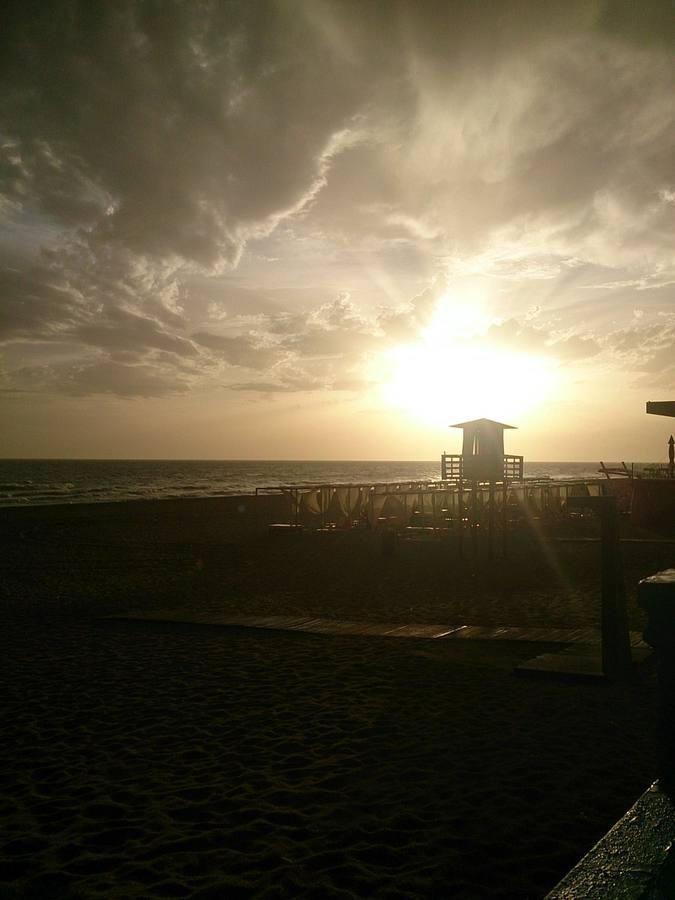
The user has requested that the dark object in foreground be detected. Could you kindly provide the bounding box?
[646,401,675,418]
[568,496,632,679]
[545,781,675,899]
[514,642,651,682]
[639,569,675,797]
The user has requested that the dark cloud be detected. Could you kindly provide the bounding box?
[0,265,83,339]
[1,0,377,268]
[3,1,672,270]
[0,243,197,355]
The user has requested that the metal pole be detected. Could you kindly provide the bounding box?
[502,480,508,557]
[471,480,478,559]
[599,497,632,678]
[458,481,464,559]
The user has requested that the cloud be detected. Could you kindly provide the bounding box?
[273,293,378,357]
[0,242,197,353]
[229,372,372,395]
[378,276,448,341]
[0,265,83,340]
[229,380,311,394]
[222,294,380,392]
[1,0,374,269]
[191,330,280,369]
[3,358,190,398]
[4,1,672,274]
[486,318,601,361]
[75,308,197,357]
[604,312,675,389]
[1,0,673,402]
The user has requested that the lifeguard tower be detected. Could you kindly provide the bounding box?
[440,418,524,558]
[441,418,523,484]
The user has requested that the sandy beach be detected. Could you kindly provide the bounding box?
[0,495,668,898]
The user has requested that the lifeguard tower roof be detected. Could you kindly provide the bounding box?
[449,418,517,430]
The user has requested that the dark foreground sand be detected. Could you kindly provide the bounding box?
[0,496,669,898]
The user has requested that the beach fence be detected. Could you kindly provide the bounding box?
[256,481,443,532]
[257,479,607,543]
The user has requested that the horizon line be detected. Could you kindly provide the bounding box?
[0,456,648,464]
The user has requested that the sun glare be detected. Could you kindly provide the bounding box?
[422,292,492,340]
[375,292,559,427]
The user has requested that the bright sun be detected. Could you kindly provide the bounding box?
[375,292,559,427]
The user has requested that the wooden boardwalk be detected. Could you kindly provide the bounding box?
[107,611,648,648]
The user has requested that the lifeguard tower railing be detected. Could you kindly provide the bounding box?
[441,453,524,483]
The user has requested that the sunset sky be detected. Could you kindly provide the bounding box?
[1,0,673,461]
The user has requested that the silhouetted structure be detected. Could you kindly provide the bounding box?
[261,421,613,549]
[603,401,675,522]
[646,401,675,418]
[639,569,675,797]
[260,478,606,537]
[647,399,675,480]
[441,418,525,559]
[441,418,523,483]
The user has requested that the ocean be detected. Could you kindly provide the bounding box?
[0,458,645,508]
